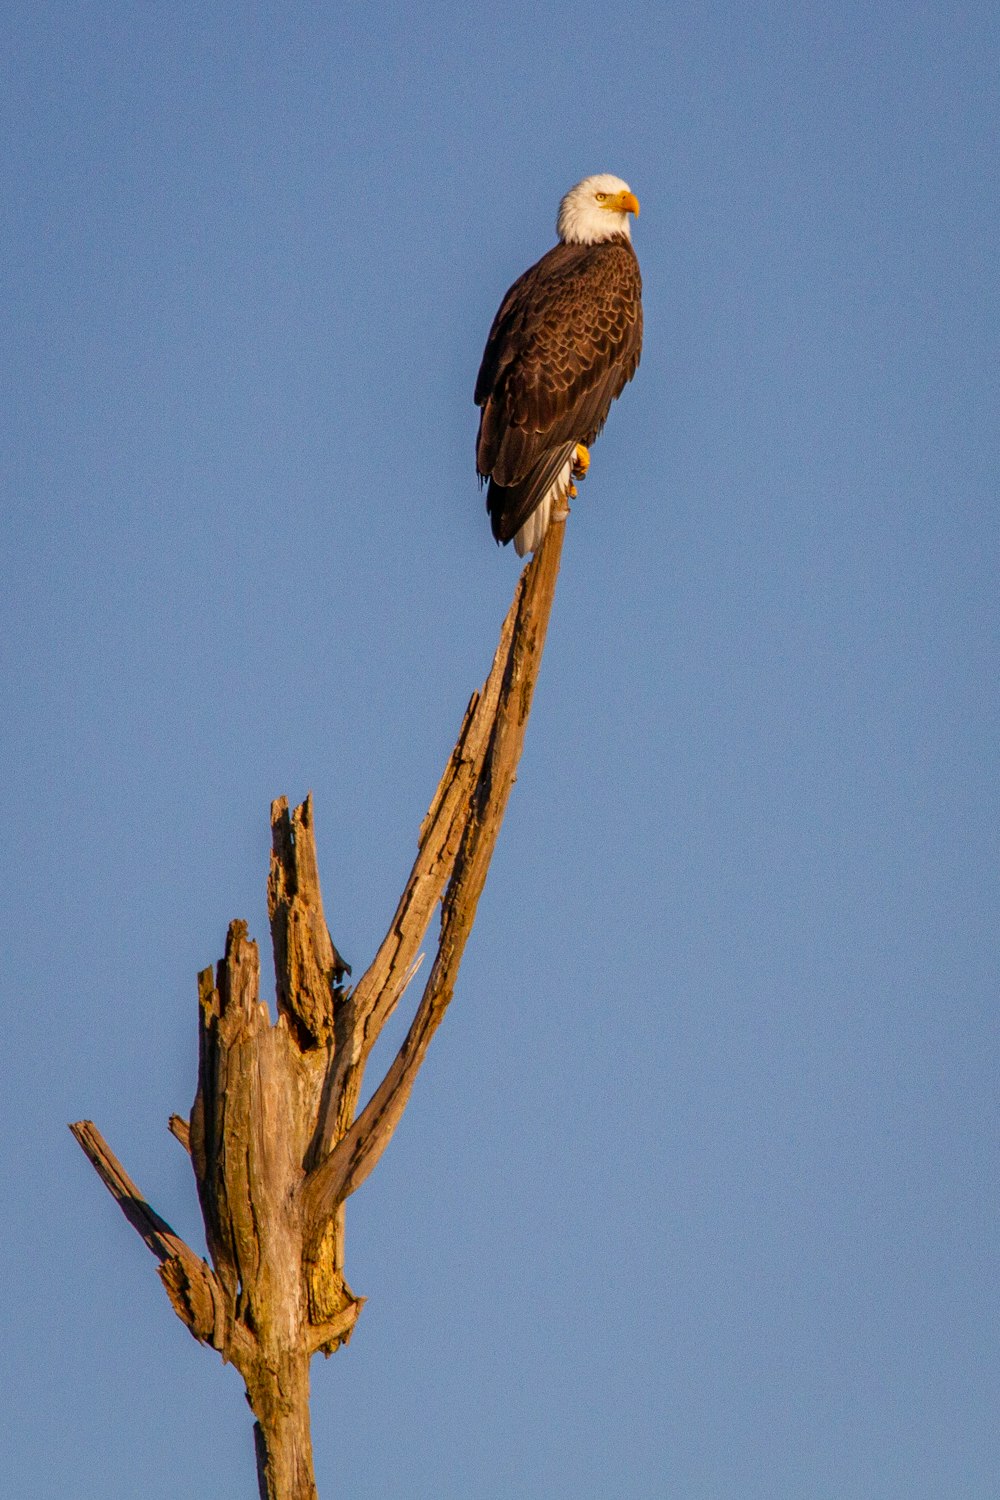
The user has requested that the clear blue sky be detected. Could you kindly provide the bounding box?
[2,3,997,1496]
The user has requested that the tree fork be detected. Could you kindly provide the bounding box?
[71,516,566,1498]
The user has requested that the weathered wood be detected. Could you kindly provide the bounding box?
[71,517,566,1498]
[304,517,565,1225]
[68,1120,250,1360]
[168,1113,191,1152]
[248,1351,318,1500]
[268,794,350,1049]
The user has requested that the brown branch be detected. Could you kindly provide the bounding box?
[310,573,525,1161]
[69,1119,247,1357]
[71,1118,194,1262]
[303,514,566,1227]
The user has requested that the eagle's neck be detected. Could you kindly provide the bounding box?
[558,210,633,247]
[557,231,635,258]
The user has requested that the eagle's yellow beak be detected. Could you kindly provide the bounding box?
[608,189,640,217]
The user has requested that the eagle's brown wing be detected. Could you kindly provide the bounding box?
[475,236,642,544]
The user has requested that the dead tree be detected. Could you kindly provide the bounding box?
[71,517,565,1500]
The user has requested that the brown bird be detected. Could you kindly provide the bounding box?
[475,174,643,555]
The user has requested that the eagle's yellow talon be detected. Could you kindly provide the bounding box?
[567,482,578,498]
[572,443,591,480]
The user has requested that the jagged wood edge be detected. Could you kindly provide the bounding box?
[68,1120,252,1362]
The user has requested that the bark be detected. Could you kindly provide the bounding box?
[71,517,565,1497]
[249,1353,319,1500]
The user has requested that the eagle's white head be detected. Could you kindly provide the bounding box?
[556,174,640,246]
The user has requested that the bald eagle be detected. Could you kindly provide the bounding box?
[475,174,643,556]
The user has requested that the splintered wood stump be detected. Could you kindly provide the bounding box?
[71,517,565,1499]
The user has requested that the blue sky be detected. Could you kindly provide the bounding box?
[2,2,997,1496]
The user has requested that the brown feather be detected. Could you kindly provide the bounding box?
[475,235,642,545]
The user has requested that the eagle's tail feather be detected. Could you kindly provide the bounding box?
[487,443,576,554]
[513,459,573,555]
[513,492,552,557]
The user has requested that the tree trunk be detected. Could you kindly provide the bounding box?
[249,1352,318,1500]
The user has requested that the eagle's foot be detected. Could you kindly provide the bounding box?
[572,443,591,480]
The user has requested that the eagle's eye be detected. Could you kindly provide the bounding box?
[595,192,607,201]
